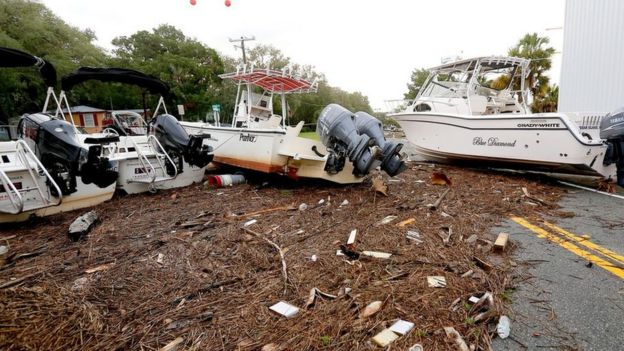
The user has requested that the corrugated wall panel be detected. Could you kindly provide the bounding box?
[559,0,624,112]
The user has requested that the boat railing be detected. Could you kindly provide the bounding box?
[126,135,178,188]
[0,169,24,214]
[12,140,62,211]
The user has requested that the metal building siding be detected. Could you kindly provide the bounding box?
[559,0,624,112]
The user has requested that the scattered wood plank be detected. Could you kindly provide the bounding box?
[85,263,115,274]
[493,232,510,252]
[159,337,184,351]
[397,218,416,227]
[428,187,451,210]
[243,227,289,295]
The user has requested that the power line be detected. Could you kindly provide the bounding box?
[229,36,255,64]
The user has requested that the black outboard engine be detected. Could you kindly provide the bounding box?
[317,104,380,176]
[150,114,213,176]
[354,111,406,176]
[18,113,119,195]
[599,107,624,187]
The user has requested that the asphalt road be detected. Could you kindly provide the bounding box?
[491,189,624,351]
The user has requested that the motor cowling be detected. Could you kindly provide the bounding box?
[599,107,624,186]
[317,104,380,176]
[354,111,406,177]
[150,114,213,175]
[18,113,118,195]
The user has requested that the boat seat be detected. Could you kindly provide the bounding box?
[468,95,488,114]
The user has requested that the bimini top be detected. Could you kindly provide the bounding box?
[219,66,318,94]
[0,47,57,87]
[61,67,171,97]
[429,56,530,72]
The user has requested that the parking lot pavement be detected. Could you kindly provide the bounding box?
[492,188,624,351]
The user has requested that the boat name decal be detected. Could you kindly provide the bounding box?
[239,133,257,143]
[473,137,517,147]
[516,122,560,128]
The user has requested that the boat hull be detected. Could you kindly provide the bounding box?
[392,112,617,180]
[0,179,115,223]
[181,122,364,184]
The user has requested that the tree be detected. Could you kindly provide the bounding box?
[508,33,556,110]
[404,68,430,99]
[110,25,225,120]
[532,84,558,112]
[0,0,106,122]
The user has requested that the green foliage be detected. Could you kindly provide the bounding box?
[464,316,475,326]
[0,2,373,125]
[319,335,331,346]
[0,0,105,121]
[508,32,556,109]
[404,68,430,99]
[111,25,225,120]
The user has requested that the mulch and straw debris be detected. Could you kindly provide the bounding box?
[0,163,567,350]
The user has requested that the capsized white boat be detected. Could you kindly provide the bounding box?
[390,56,624,186]
[56,67,213,194]
[181,65,406,183]
[0,47,118,223]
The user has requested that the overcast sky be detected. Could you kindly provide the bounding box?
[41,0,565,110]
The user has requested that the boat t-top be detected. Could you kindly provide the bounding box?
[391,56,624,187]
[181,64,406,183]
[57,67,214,194]
[0,47,119,223]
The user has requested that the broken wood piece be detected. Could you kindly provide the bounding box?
[461,270,474,278]
[159,337,184,351]
[156,253,164,265]
[397,218,416,227]
[428,187,451,210]
[305,288,337,308]
[243,227,289,295]
[389,319,414,335]
[427,276,447,288]
[359,300,383,318]
[339,244,360,260]
[269,301,299,318]
[372,328,399,347]
[376,215,398,226]
[443,327,469,351]
[493,232,510,252]
[346,229,357,245]
[68,210,99,241]
[521,187,552,206]
[85,263,114,274]
[361,251,392,259]
[230,205,296,219]
[439,226,453,245]
[473,256,493,271]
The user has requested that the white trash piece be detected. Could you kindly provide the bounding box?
[389,319,414,335]
[496,315,511,339]
[269,301,300,318]
[243,219,257,227]
[299,203,308,211]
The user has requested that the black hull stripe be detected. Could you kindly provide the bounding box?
[396,117,600,147]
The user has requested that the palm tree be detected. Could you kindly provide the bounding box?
[508,33,556,100]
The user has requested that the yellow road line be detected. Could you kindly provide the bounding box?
[542,221,624,266]
[511,216,624,280]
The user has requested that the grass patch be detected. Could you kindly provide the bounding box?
[299,131,319,140]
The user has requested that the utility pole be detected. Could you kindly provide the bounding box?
[229,35,255,64]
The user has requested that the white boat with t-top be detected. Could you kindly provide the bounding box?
[57,67,213,194]
[391,56,624,186]
[0,47,118,223]
[181,65,406,183]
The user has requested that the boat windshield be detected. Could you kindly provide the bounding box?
[420,70,470,98]
[115,113,146,128]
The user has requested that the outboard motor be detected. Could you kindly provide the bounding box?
[599,107,624,187]
[354,111,407,176]
[150,114,213,175]
[18,113,119,195]
[317,104,380,176]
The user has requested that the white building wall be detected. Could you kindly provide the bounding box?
[559,0,624,113]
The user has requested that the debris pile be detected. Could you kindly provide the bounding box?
[0,164,565,350]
